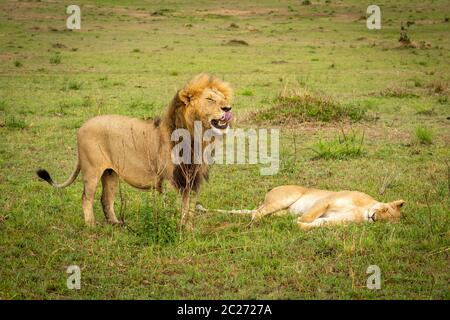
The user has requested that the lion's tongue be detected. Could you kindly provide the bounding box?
[221,111,232,122]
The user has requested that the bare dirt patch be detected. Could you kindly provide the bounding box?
[200,7,282,17]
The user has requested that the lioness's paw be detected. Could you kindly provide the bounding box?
[298,222,312,230]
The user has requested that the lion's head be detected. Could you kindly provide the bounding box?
[369,200,405,222]
[177,73,233,136]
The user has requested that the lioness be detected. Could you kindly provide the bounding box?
[197,185,405,229]
[37,74,233,228]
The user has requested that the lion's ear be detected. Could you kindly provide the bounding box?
[392,200,406,209]
[178,89,191,105]
[178,73,211,106]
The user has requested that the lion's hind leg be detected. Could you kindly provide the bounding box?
[81,169,102,226]
[250,186,305,225]
[250,203,289,225]
[101,169,121,225]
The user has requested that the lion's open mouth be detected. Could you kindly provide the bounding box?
[211,111,232,130]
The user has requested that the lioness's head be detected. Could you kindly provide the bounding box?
[178,73,233,136]
[370,200,406,221]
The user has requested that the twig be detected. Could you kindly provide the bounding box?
[427,246,449,256]
[424,192,434,235]
[118,180,127,224]
[446,160,450,197]
[379,171,399,195]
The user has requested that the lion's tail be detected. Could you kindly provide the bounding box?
[195,204,256,215]
[36,161,80,189]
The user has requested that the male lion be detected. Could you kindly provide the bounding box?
[36,73,233,229]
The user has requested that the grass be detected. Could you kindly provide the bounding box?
[311,130,365,160]
[253,90,367,124]
[140,191,179,246]
[3,115,27,129]
[49,54,62,65]
[0,0,449,300]
[241,89,254,97]
[414,126,433,145]
[65,80,83,91]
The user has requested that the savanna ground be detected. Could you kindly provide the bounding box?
[0,0,449,299]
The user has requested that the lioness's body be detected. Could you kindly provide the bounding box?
[200,185,405,229]
[37,74,233,228]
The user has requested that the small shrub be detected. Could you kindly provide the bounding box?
[241,89,254,97]
[302,0,312,5]
[4,115,27,129]
[254,90,367,124]
[50,54,61,65]
[427,80,448,95]
[0,100,6,111]
[414,126,433,145]
[141,192,178,245]
[14,60,23,67]
[399,24,411,44]
[379,86,417,98]
[81,96,93,108]
[311,130,365,160]
[64,80,83,90]
[132,48,140,53]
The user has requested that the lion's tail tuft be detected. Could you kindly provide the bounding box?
[36,169,53,184]
[36,162,80,188]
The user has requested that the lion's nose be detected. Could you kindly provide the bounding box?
[221,106,232,112]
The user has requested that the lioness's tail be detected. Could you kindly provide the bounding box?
[36,162,80,188]
[195,204,256,215]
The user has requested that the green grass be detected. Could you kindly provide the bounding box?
[414,126,434,145]
[3,115,27,129]
[312,130,365,160]
[140,191,179,246]
[0,0,449,300]
[49,54,62,65]
[240,89,254,97]
[254,90,367,124]
[65,80,83,91]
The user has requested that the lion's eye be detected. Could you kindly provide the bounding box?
[206,97,215,102]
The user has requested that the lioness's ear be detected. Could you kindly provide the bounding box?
[392,200,406,209]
